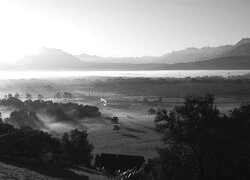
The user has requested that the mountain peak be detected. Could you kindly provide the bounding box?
[16,47,85,70]
[39,47,70,55]
[235,38,250,47]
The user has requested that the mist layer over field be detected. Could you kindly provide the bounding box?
[0,70,249,79]
[1,75,250,158]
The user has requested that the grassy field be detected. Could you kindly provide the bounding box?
[0,77,249,160]
[88,103,162,158]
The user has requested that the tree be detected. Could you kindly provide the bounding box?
[7,93,13,99]
[154,94,250,180]
[143,97,148,103]
[0,112,2,123]
[26,93,32,100]
[0,122,14,135]
[61,132,72,160]
[63,92,73,99]
[54,92,62,99]
[226,104,250,179]
[76,105,101,118]
[61,129,93,166]
[148,108,156,115]
[111,116,119,124]
[14,93,20,99]
[37,94,44,101]
[6,110,45,129]
[113,125,121,133]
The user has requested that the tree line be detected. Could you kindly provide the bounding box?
[118,94,250,180]
[0,120,93,166]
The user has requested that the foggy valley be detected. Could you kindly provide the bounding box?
[0,0,250,179]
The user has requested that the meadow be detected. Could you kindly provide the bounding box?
[1,76,250,159]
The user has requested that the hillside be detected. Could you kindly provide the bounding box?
[0,160,109,180]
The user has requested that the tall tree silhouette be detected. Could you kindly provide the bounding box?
[154,94,250,180]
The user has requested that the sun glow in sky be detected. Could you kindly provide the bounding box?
[0,0,250,63]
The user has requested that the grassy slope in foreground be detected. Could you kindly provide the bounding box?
[0,160,109,180]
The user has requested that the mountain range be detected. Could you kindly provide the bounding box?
[3,38,250,70]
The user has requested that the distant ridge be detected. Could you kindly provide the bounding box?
[235,38,250,47]
[76,38,250,64]
[157,45,233,64]
[157,38,250,64]
[6,38,250,70]
[162,56,250,70]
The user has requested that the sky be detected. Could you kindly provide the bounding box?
[0,0,250,62]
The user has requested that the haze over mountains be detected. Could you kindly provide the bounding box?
[3,38,250,70]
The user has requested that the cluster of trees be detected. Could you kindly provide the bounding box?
[3,91,75,101]
[3,93,44,101]
[92,77,250,97]
[4,93,21,100]
[0,96,101,119]
[148,108,157,115]
[0,96,101,137]
[5,110,45,129]
[116,94,250,180]
[93,76,250,87]
[75,105,101,118]
[62,129,93,166]
[0,120,93,166]
[142,94,250,180]
[54,92,74,99]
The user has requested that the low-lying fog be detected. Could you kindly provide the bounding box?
[0,70,250,79]
[1,75,250,158]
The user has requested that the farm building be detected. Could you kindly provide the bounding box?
[95,153,145,172]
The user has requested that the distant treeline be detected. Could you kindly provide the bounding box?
[92,76,250,97]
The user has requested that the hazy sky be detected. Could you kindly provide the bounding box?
[0,0,250,62]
